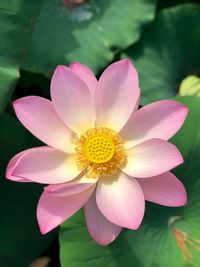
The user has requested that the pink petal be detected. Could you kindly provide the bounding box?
[44,175,97,197]
[13,96,74,153]
[95,59,140,132]
[84,191,122,246]
[51,65,95,133]
[96,172,145,230]
[6,149,33,182]
[69,62,97,100]
[11,146,79,184]
[37,185,95,234]
[120,100,188,148]
[138,172,187,207]
[123,139,183,178]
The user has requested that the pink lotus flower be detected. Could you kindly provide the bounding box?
[6,59,188,246]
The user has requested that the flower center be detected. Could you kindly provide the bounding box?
[74,127,127,178]
[83,134,115,163]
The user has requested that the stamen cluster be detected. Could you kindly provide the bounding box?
[74,127,127,178]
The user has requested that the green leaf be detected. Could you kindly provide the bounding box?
[123,4,200,105]
[179,75,200,97]
[157,0,200,11]
[59,96,200,267]
[0,112,56,267]
[22,0,156,76]
[0,0,43,112]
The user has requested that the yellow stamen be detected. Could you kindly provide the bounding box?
[83,134,115,163]
[74,127,127,178]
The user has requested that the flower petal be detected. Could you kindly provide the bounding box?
[69,62,97,100]
[37,186,95,234]
[11,146,79,184]
[138,172,187,207]
[123,139,183,178]
[96,172,145,230]
[120,100,188,148]
[13,96,74,153]
[95,59,140,132]
[44,175,97,197]
[84,190,121,245]
[6,149,33,182]
[51,65,95,133]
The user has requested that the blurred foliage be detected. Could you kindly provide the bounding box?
[0,113,56,267]
[179,76,200,97]
[0,0,200,266]
[157,0,200,11]
[123,4,200,105]
[0,0,43,113]
[22,0,156,76]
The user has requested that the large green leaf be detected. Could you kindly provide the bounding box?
[59,96,200,267]
[22,0,156,76]
[157,0,200,11]
[0,0,42,112]
[0,112,56,267]
[123,4,200,105]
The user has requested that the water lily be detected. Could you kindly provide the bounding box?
[6,59,188,246]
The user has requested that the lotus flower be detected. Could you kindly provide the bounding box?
[6,59,188,245]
